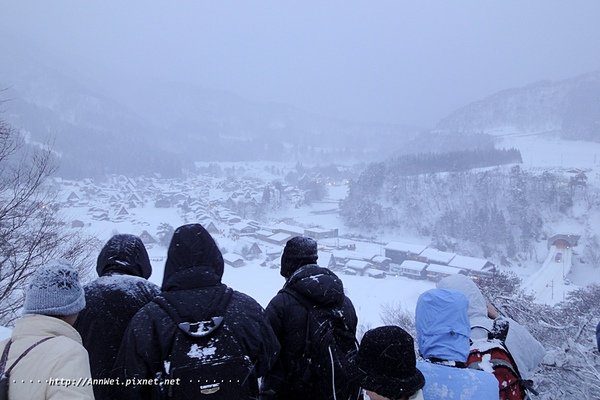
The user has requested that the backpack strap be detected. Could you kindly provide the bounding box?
[3,337,53,377]
[280,287,314,310]
[280,288,314,358]
[154,287,234,335]
[0,341,12,376]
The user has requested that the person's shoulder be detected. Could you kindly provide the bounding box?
[130,297,164,322]
[231,289,265,310]
[49,335,88,358]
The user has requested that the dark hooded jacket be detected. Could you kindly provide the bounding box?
[74,234,160,400]
[261,264,359,400]
[113,224,279,400]
[596,321,600,352]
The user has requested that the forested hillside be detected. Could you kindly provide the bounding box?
[342,152,592,262]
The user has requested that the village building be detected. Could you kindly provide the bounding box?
[67,191,80,203]
[262,232,294,246]
[204,221,220,235]
[370,255,392,271]
[265,248,282,262]
[304,227,339,239]
[223,253,245,268]
[344,260,372,276]
[384,242,428,264]
[419,248,456,265]
[139,230,157,245]
[233,240,263,260]
[270,222,304,237]
[365,268,386,279]
[390,260,428,279]
[254,229,275,241]
[448,255,495,276]
[230,222,258,236]
[424,263,464,281]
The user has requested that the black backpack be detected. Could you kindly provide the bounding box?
[153,288,257,399]
[282,288,361,400]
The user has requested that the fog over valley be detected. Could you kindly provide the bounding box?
[1,2,600,398]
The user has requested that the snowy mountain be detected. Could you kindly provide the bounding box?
[436,70,600,140]
[0,45,185,178]
[108,80,420,164]
[0,42,419,178]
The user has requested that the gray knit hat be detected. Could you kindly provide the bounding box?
[23,259,86,316]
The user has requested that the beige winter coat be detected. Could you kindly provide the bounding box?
[0,314,95,399]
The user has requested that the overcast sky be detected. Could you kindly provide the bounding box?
[1,1,600,126]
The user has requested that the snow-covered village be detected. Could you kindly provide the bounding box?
[2,2,600,400]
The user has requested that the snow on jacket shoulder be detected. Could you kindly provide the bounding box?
[417,360,499,400]
[74,233,160,399]
[0,314,95,400]
[261,264,358,400]
[437,274,545,379]
[74,274,159,399]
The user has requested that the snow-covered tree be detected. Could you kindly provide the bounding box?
[0,117,96,325]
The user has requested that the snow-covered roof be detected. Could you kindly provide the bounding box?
[305,227,334,234]
[384,241,427,255]
[345,260,371,270]
[223,253,244,263]
[426,263,462,275]
[419,248,456,265]
[232,221,254,231]
[448,255,492,271]
[398,260,428,271]
[267,232,294,242]
[272,222,304,236]
[371,255,391,264]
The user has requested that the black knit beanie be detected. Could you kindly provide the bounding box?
[357,326,426,399]
[280,236,318,278]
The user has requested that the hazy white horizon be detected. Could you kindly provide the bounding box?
[2,1,600,127]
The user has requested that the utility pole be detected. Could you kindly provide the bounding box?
[546,279,554,300]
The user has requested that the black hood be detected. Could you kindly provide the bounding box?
[284,264,345,307]
[96,234,152,279]
[162,224,224,291]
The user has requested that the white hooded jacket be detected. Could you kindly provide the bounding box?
[437,274,545,379]
[0,314,94,399]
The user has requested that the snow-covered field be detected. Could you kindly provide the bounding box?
[62,197,435,329]
[51,133,600,332]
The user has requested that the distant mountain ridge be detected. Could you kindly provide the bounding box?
[0,42,418,178]
[436,70,600,141]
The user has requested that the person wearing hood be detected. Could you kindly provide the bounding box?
[260,236,360,400]
[436,274,545,381]
[113,224,278,400]
[415,288,499,400]
[74,234,160,400]
[357,326,426,400]
[0,260,94,399]
[596,321,600,352]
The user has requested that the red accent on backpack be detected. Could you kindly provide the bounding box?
[468,341,526,400]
